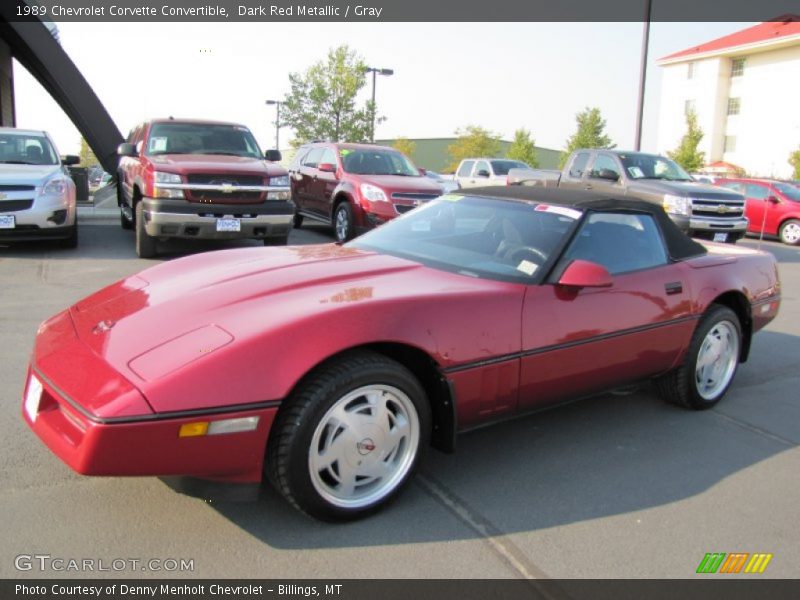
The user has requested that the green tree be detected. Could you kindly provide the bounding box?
[789,145,800,179]
[281,45,374,145]
[668,109,706,172]
[506,128,539,167]
[447,125,501,172]
[79,137,99,168]
[392,137,416,160]
[560,107,615,167]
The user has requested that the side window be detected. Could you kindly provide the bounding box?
[457,160,475,178]
[568,152,590,179]
[563,212,668,275]
[319,147,337,167]
[589,154,621,179]
[474,161,490,177]
[290,146,310,169]
[301,147,324,169]
[745,184,769,200]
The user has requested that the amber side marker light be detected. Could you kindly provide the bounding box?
[179,416,260,438]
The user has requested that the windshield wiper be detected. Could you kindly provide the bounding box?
[149,151,193,155]
[197,151,249,157]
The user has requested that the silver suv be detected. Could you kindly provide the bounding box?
[0,128,79,248]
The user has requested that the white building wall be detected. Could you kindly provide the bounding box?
[657,43,800,178]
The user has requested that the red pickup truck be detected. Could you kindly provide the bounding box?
[117,118,293,258]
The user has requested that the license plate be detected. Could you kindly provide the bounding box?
[24,375,43,423]
[216,218,241,232]
[0,215,15,229]
[713,232,728,242]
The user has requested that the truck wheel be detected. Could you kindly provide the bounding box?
[266,351,431,521]
[655,305,741,410]
[135,202,158,259]
[334,203,355,243]
[779,219,800,245]
[58,222,78,249]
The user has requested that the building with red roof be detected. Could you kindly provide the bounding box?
[656,17,800,178]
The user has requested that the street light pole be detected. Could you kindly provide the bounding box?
[265,100,281,150]
[365,67,394,143]
[633,0,652,151]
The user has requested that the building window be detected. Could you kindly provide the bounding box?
[724,136,737,153]
[731,58,745,77]
[687,62,696,79]
[727,97,741,116]
[684,99,696,115]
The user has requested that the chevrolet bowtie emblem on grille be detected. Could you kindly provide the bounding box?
[220,183,235,193]
[717,204,731,214]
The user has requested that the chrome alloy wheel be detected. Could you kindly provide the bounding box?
[309,385,420,508]
[780,221,800,245]
[695,320,739,400]
[335,206,349,242]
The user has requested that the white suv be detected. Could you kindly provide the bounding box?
[455,158,531,188]
[0,128,79,248]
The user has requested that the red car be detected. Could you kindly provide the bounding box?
[716,177,800,245]
[288,142,444,242]
[22,187,780,521]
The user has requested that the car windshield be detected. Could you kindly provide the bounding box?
[349,194,582,283]
[774,182,800,201]
[145,123,262,158]
[618,153,693,181]
[340,149,420,176]
[490,160,529,175]
[0,133,59,165]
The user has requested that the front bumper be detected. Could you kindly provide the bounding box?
[141,197,293,241]
[0,195,76,241]
[23,310,277,483]
[670,214,748,234]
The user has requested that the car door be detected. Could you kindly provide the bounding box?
[296,147,324,215]
[518,211,695,411]
[743,182,772,235]
[470,160,492,187]
[585,152,624,194]
[314,146,340,218]
[559,151,592,191]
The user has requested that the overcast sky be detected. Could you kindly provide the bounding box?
[13,21,752,159]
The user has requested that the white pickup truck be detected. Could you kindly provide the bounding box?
[454,158,531,188]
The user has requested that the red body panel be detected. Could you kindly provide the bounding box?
[24,237,780,483]
[717,177,800,237]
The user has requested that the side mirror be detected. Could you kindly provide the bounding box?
[61,155,80,166]
[117,143,137,157]
[558,259,613,289]
[766,195,781,204]
[265,149,282,162]
[595,169,620,182]
[476,169,490,178]
[318,162,336,173]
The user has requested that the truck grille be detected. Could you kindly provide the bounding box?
[690,198,745,219]
[185,174,265,205]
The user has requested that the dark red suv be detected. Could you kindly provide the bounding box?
[288,142,443,242]
[716,177,800,245]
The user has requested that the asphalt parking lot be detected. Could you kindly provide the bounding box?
[1,216,798,580]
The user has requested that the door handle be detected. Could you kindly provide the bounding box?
[665,282,683,295]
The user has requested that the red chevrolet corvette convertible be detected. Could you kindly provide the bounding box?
[23,187,780,520]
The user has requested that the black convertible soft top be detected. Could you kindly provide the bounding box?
[460,186,708,261]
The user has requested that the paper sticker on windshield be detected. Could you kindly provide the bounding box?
[628,166,644,178]
[534,204,580,220]
[517,260,538,276]
[440,194,461,202]
[149,137,167,153]
[339,149,352,156]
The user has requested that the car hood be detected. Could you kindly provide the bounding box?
[355,174,444,193]
[148,154,286,176]
[0,163,63,183]
[631,179,743,200]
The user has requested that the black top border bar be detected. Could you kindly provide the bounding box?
[5,0,800,22]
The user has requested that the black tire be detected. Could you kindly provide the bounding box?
[779,219,800,246]
[266,350,431,521]
[263,235,289,246]
[293,213,304,228]
[135,202,158,259]
[333,202,355,243]
[58,221,78,249]
[655,305,742,410]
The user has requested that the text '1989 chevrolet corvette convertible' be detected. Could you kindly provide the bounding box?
[23,187,780,520]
